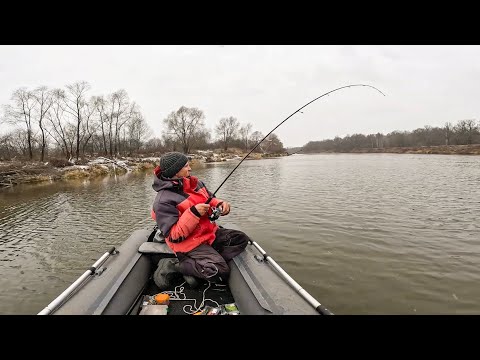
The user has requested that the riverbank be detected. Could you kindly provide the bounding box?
[301,144,480,155]
[0,150,286,188]
[0,157,157,188]
[3,144,478,188]
[353,144,480,155]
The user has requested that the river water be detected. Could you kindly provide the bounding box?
[1,153,479,314]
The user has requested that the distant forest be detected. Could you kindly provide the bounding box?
[300,119,480,153]
[0,82,284,161]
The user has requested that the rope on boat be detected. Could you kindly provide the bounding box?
[160,281,220,315]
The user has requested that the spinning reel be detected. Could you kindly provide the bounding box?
[208,206,223,223]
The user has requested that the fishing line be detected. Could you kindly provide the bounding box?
[206,83,385,204]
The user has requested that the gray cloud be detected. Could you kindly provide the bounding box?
[1,45,479,147]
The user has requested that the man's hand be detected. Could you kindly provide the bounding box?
[195,203,210,216]
[220,201,230,216]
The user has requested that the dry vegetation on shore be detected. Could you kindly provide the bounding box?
[0,148,284,188]
[4,144,477,189]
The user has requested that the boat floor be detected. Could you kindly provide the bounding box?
[142,277,235,315]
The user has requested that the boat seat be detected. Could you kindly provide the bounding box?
[138,241,174,255]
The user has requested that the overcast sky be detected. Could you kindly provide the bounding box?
[1,45,479,147]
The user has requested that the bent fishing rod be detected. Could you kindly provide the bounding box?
[206,83,385,203]
[206,83,385,315]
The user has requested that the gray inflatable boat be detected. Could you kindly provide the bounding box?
[38,223,333,315]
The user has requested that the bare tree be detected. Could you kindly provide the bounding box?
[366,134,376,148]
[163,106,206,154]
[111,90,130,156]
[190,129,211,150]
[239,122,252,151]
[63,81,91,160]
[444,122,453,145]
[215,116,240,151]
[161,133,178,152]
[464,119,478,144]
[375,132,383,148]
[79,99,98,157]
[267,133,285,153]
[105,95,116,157]
[423,125,432,146]
[454,119,478,145]
[46,89,72,159]
[102,90,130,157]
[32,86,53,161]
[144,137,165,154]
[9,129,31,157]
[127,112,152,152]
[0,131,18,160]
[3,88,36,159]
[249,131,264,153]
[92,96,109,156]
[119,102,141,155]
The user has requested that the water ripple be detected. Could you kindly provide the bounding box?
[1,155,479,314]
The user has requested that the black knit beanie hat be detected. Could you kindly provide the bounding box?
[159,152,189,178]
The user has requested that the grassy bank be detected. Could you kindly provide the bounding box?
[302,144,480,155]
[351,144,480,155]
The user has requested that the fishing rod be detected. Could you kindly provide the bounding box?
[206,83,385,203]
[205,84,385,315]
